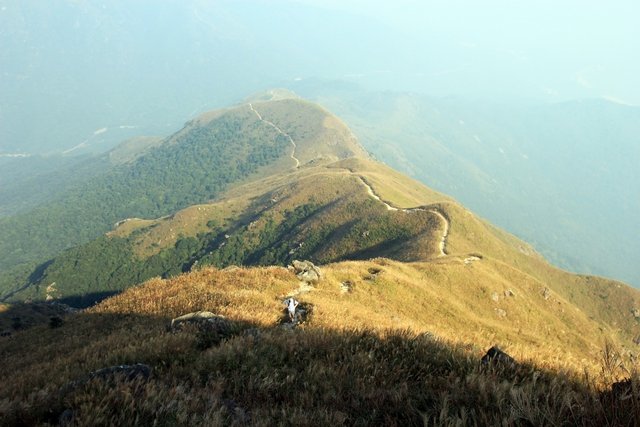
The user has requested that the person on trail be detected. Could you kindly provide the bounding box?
[287,298,299,322]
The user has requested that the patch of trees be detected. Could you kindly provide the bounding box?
[0,113,290,277]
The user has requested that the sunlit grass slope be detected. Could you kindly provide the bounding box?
[7,153,640,358]
[1,264,638,426]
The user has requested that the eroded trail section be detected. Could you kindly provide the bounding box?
[358,176,449,257]
[249,103,300,168]
[429,209,449,256]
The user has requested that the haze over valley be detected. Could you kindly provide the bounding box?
[2,2,640,425]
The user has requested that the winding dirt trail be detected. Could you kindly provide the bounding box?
[357,176,449,257]
[249,103,300,168]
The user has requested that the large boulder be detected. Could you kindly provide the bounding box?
[291,260,323,282]
[166,311,231,334]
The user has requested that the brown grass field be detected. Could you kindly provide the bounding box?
[1,262,639,426]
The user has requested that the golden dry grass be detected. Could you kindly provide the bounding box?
[102,156,640,356]
[2,263,639,426]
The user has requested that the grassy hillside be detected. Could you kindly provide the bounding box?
[2,96,640,424]
[1,264,638,426]
[0,99,367,281]
[290,81,640,288]
[2,159,447,306]
[4,155,640,358]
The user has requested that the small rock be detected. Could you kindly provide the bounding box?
[494,308,507,317]
[59,409,75,427]
[89,363,155,383]
[242,328,262,341]
[418,331,439,341]
[167,311,231,334]
[61,364,154,397]
[509,289,516,297]
[542,287,552,300]
[481,345,518,368]
[632,308,640,318]
[340,281,352,293]
[491,291,499,302]
[219,398,250,423]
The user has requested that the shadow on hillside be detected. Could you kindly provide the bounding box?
[58,291,121,309]
[0,301,69,335]
[1,307,638,427]
[0,291,125,336]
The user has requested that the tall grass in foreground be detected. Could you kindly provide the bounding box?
[1,266,639,426]
[2,327,638,426]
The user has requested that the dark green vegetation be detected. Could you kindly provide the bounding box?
[0,136,163,219]
[0,154,110,219]
[3,171,443,308]
[0,105,293,276]
[291,80,640,288]
[0,97,371,305]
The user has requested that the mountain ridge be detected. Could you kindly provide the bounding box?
[0,98,369,278]
[1,94,638,357]
[2,94,640,425]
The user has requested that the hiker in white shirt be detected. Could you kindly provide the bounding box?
[287,298,299,322]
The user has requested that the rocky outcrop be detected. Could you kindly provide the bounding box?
[166,311,231,333]
[494,308,507,318]
[481,346,518,368]
[290,260,323,282]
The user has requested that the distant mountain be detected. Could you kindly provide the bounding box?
[0,138,167,219]
[0,0,414,155]
[289,80,640,288]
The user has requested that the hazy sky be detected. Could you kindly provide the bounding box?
[1,0,638,155]
[292,0,640,105]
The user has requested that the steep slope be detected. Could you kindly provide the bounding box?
[290,80,640,288]
[2,158,448,306]
[5,151,640,358]
[0,99,368,281]
[0,137,163,219]
[1,260,639,425]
